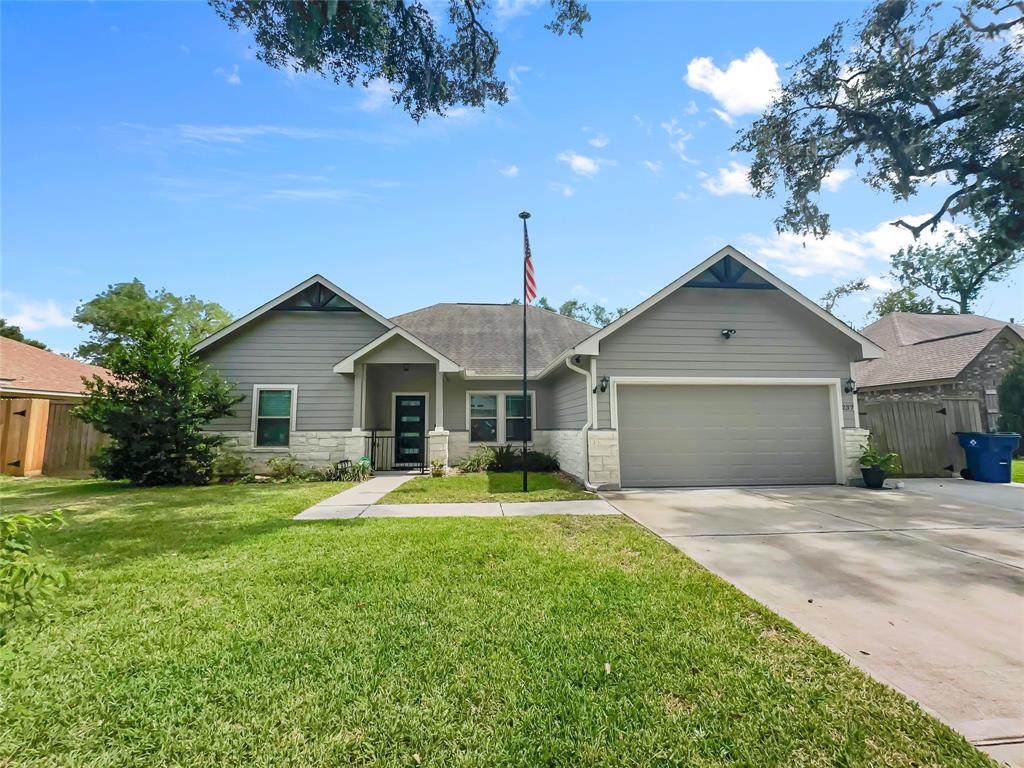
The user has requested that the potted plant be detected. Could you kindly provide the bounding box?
[430,459,446,478]
[858,440,902,489]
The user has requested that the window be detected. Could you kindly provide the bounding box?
[469,394,498,443]
[505,394,532,442]
[468,392,535,443]
[253,386,296,447]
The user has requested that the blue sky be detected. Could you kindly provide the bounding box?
[3,0,1021,354]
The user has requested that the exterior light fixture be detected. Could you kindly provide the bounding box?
[598,376,610,393]
[844,377,857,394]
[721,328,737,339]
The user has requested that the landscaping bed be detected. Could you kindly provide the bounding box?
[0,477,992,767]
[377,471,594,504]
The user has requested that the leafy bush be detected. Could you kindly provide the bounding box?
[265,456,307,481]
[342,457,373,482]
[490,445,520,472]
[430,459,446,477]
[1,512,69,647]
[73,318,241,485]
[211,447,250,482]
[458,445,496,473]
[859,440,902,474]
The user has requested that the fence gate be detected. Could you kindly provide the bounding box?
[860,398,983,477]
[0,398,50,476]
[42,402,108,477]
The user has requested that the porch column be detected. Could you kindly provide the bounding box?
[352,363,364,430]
[434,367,444,430]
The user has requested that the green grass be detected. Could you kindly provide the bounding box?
[1012,459,1023,483]
[378,471,594,504]
[0,478,994,767]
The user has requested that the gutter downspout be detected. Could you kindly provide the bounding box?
[565,355,596,490]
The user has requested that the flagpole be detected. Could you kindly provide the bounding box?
[519,211,531,493]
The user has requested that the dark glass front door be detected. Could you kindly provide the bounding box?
[394,395,426,466]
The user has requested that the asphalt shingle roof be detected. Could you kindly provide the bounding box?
[0,338,113,397]
[391,304,597,376]
[854,313,1024,388]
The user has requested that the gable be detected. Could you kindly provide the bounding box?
[572,246,883,360]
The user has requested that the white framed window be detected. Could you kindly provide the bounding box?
[466,391,535,444]
[251,385,298,448]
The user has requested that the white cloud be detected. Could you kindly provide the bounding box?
[508,65,531,84]
[683,100,699,116]
[264,188,361,201]
[821,168,853,192]
[743,216,967,278]
[710,108,734,126]
[500,164,520,178]
[360,78,392,111]
[701,162,752,196]
[587,134,610,148]
[548,181,575,198]
[660,118,687,137]
[661,119,696,164]
[177,124,331,143]
[556,150,614,178]
[633,115,652,134]
[1,296,73,332]
[493,0,542,19]
[685,48,780,116]
[215,64,241,86]
[674,191,690,201]
[641,160,663,173]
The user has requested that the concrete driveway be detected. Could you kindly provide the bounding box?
[602,482,1024,766]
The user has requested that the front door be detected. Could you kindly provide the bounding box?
[394,395,426,467]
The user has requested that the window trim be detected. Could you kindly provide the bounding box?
[465,390,537,445]
[251,384,298,450]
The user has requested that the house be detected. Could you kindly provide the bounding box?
[0,338,112,476]
[194,246,883,489]
[855,313,1024,431]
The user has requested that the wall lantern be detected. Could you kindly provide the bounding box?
[594,376,610,394]
[844,377,857,394]
[721,328,737,339]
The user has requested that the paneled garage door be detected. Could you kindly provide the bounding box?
[616,384,837,487]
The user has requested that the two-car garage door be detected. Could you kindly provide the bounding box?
[616,384,838,487]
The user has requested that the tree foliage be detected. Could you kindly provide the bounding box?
[869,285,949,318]
[209,0,590,121]
[74,320,241,486]
[0,319,48,350]
[1,511,68,648]
[890,231,1021,313]
[819,278,869,314]
[74,279,232,366]
[735,0,1024,257]
[997,350,1024,437]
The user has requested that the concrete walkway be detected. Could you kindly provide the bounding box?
[295,496,618,520]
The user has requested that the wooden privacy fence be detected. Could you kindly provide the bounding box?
[860,398,983,477]
[0,398,107,477]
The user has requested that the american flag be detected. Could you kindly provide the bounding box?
[524,225,537,303]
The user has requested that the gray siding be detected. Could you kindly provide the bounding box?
[594,287,861,428]
[442,377,541,432]
[365,364,437,431]
[198,310,387,431]
[540,364,588,430]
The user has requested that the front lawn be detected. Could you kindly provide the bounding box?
[0,478,992,767]
[378,470,593,504]
[1013,459,1023,483]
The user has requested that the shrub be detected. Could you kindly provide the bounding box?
[524,450,559,472]
[73,319,241,485]
[265,456,307,481]
[859,439,902,474]
[458,445,496,473]
[490,445,520,472]
[342,457,373,482]
[1,512,69,647]
[211,447,250,482]
[430,459,446,477]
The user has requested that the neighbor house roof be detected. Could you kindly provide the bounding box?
[0,338,113,398]
[854,313,1024,388]
[392,303,597,376]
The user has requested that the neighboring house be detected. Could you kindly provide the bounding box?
[0,337,112,400]
[194,246,882,489]
[0,338,112,477]
[855,313,1024,431]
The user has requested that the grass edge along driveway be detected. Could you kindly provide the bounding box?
[0,477,996,767]
[377,470,594,504]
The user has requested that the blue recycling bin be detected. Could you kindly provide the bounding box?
[955,432,1020,483]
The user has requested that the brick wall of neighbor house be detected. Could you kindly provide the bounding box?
[587,429,620,489]
[859,334,1021,429]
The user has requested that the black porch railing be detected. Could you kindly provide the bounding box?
[365,431,430,473]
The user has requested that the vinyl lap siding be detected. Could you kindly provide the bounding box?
[198,311,387,431]
[543,365,588,430]
[594,287,860,428]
